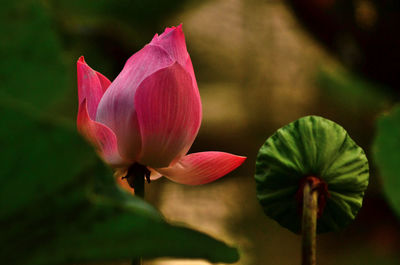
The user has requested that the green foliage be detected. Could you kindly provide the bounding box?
[0,109,239,264]
[51,0,187,26]
[0,1,239,264]
[255,116,369,233]
[0,0,69,110]
[373,105,400,218]
[317,67,390,113]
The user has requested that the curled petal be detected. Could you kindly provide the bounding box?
[77,56,109,119]
[96,45,174,161]
[77,99,128,167]
[135,62,201,168]
[150,24,188,67]
[154,152,246,185]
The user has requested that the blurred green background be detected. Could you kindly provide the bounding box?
[1,0,400,264]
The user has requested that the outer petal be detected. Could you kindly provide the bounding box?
[77,56,110,119]
[152,29,202,160]
[150,25,188,67]
[154,152,246,185]
[77,99,128,167]
[135,62,201,168]
[184,56,199,91]
[149,168,163,181]
[96,71,111,91]
[96,45,174,161]
[166,52,202,161]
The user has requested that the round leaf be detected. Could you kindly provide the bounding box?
[255,116,369,233]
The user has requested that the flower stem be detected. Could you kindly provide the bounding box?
[125,163,148,198]
[128,165,146,265]
[302,182,318,265]
[132,169,145,199]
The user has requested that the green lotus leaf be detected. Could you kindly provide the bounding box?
[255,116,369,233]
[373,105,400,218]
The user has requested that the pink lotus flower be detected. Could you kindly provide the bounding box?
[77,25,246,186]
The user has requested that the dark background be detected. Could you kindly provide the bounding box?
[1,0,399,264]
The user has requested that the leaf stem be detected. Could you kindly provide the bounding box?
[302,182,318,265]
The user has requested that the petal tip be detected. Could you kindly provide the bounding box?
[78,56,86,64]
[236,155,247,164]
[160,24,184,38]
[151,33,159,42]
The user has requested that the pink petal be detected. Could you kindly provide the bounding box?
[154,152,246,185]
[96,45,174,161]
[135,62,201,168]
[150,24,188,67]
[151,33,159,42]
[96,71,111,91]
[77,99,128,167]
[184,56,199,91]
[161,53,201,160]
[77,56,109,120]
[156,26,176,39]
[148,168,163,181]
